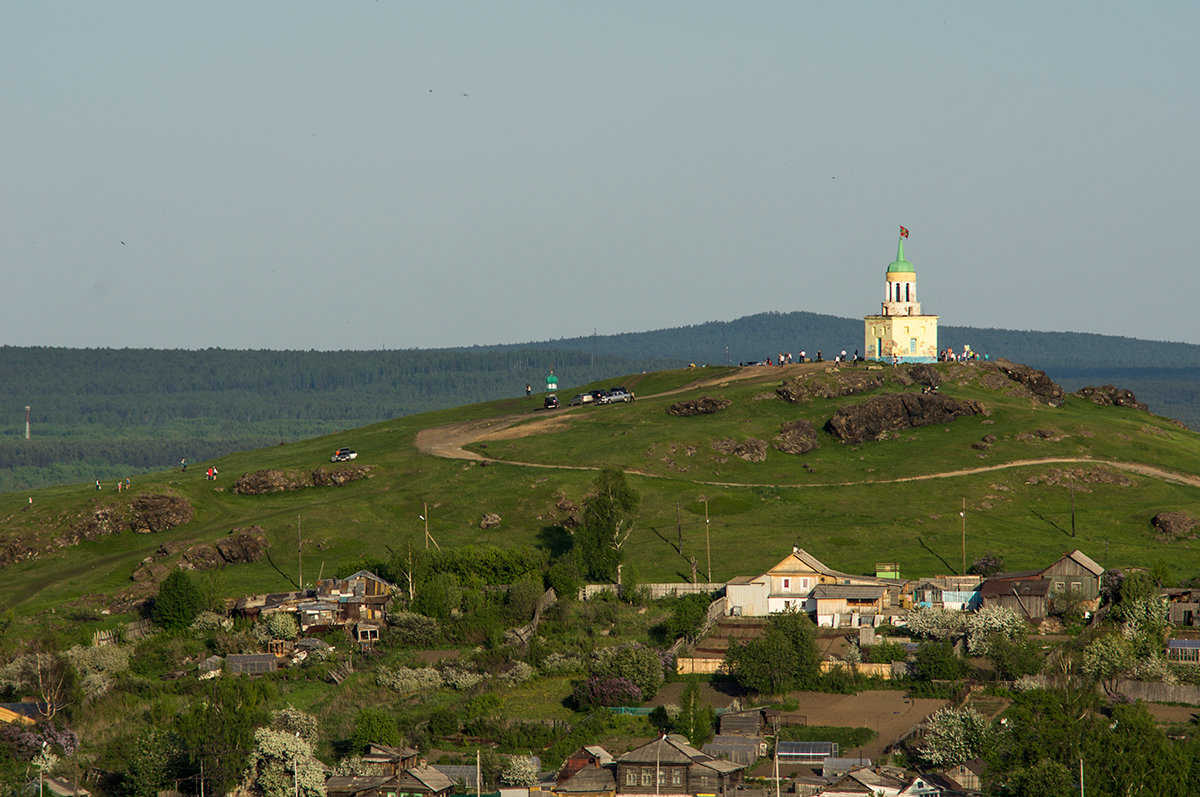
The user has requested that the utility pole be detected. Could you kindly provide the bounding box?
[297,514,303,589]
[960,498,966,576]
[675,503,682,554]
[1070,482,1076,537]
[704,499,712,582]
[420,503,440,550]
[25,405,31,440]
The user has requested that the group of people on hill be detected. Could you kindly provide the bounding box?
[96,477,131,492]
[939,347,987,362]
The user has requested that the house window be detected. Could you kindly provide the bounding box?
[783,578,790,591]
[1071,582,1082,593]
[626,771,637,786]
[641,770,652,786]
[658,769,667,785]
[672,770,682,786]
[1054,581,1065,592]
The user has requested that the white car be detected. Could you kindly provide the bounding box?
[330,448,358,462]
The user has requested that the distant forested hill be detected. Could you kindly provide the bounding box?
[3,312,1198,491]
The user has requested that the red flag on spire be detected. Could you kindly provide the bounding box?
[899,226,909,239]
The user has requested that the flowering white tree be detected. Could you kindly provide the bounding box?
[918,707,993,767]
[500,755,539,787]
[1081,633,1133,691]
[965,605,1027,656]
[905,607,965,641]
[243,727,326,797]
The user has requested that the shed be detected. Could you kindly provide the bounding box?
[701,736,764,766]
[718,708,765,736]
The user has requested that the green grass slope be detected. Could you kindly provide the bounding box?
[2,362,1200,621]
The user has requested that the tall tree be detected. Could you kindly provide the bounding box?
[151,569,204,630]
[724,610,820,696]
[575,468,640,582]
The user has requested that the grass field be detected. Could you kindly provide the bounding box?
[3,360,1200,632]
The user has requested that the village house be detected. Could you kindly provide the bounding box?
[615,735,745,797]
[1161,588,1200,627]
[233,570,395,633]
[911,576,982,611]
[554,746,616,797]
[362,743,422,776]
[725,548,907,627]
[978,549,1103,621]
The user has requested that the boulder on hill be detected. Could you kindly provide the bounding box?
[1152,511,1198,541]
[990,359,1065,406]
[826,392,985,444]
[776,371,884,403]
[892,363,942,388]
[667,397,732,417]
[479,512,502,529]
[1075,385,1149,412]
[129,493,194,533]
[215,527,269,563]
[774,419,820,455]
[711,438,768,462]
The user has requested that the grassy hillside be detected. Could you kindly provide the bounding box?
[3,360,1200,624]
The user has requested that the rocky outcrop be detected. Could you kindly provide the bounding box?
[1152,511,1197,541]
[667,397,732,417]
[826,393,985,444]
[1075,385,1149,412]
[129,493,194,533]
[991,359,1065,406]
[774,419,820,455]
[233,465,371,495]
[711,438,768,462]
[777,372,884,403]
[479,513,502,529]
[137,526,269,578]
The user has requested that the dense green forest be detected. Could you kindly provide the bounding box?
[3,311,1199,492]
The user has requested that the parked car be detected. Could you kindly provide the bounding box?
[598,389,633,404]
[569,393,594,406]
[589,389,608,402]
[544,394,559,409]
[331,447,357,462]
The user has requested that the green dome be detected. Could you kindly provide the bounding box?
[887,239,915,273]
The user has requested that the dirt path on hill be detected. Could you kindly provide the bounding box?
[413,367,1200,489]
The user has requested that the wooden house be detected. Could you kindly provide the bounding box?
[394,766,455,797]
[316,570,394,626]
[362,744,421,777]
[615,735,745,797]
[911,576,982,612]
[724,547,906,625]
[555,746,616,797]
[1163,588,1200,626]
[326,775,399,797]
[978,576,1051,621]
[1040,550,1103,603]
[810,585,888,628]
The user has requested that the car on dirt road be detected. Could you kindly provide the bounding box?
[330,447,358,462]
[544,394,559,409]
[569,393,594,406]
[598,389,633,404]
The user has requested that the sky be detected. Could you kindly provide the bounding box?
[4,2,1198,351]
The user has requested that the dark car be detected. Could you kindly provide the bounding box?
[330,447,357,462]
[589,389,608,402]
[544,394,559,409]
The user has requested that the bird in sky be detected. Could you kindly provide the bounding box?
[120,241,126,245]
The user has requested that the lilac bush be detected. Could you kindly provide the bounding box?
[572,676,643,709]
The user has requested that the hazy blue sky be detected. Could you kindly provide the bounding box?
[4,2,1198,350]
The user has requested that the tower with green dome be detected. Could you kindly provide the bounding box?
[863,229,938,362]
